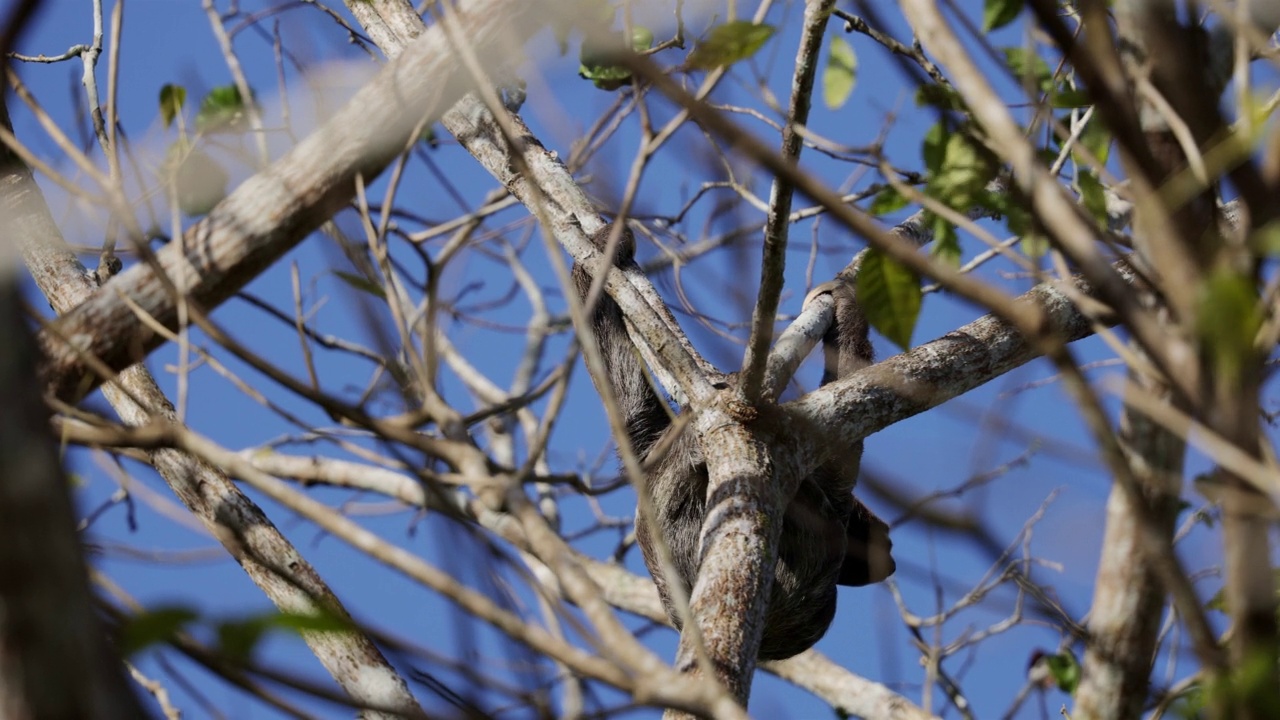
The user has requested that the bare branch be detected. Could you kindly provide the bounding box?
[37,0,550,403]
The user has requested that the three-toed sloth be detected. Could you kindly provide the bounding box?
[573,222,894,660]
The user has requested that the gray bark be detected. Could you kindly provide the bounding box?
[37,0,550,404]
[0,98,424,717]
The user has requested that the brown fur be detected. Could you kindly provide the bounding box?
[573,223,894,660]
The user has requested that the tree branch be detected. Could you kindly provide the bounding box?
[36,0,548,403]
[0,97,425,717]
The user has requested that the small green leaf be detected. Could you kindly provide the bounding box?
[266,610,351,635]
[1002,47,1052,91]
[1207,586,1227,613]
[1021,232,1049,259]
[162,140,228,217]
[1080,121,1111,163]
[868,186,909,216]
[1168,683,1207,720]
[159,84,186,128]
[1050,88,1092,108]
[1004,202,1032,237]
[983,0,1022,32]
[333,270,387,299]
[857,249,921,351]
[121,606,199,655]
[1235,648,1280,714]
[922,123,948,173]
[217,611,352,664]
[196,85,252,133]
[1197,270,1262,387]
[579,32,636,91]
[1078,169,1107,224]
[687,21,776,70]
[217,617,270,664]
[823,36,857,109]
[930,217,961,267]
[578,62,633,90]
[928,131,996,210]
[1045,649,1081,694]
[915,83,965,111]
[1250,219,1280,257]
[631,26,654,52]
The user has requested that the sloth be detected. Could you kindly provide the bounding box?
[572,222,894,660]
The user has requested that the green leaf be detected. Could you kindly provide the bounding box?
[217,611,352,664]
[266,610,351,635]
[983,0,1022,32]
[1002,47,1052,91]
[631,26,654,52]
[928,131,996,210]
[1050,88,1091,108]
[162,140,228,217]
[578,61,633,90]
[922,123,948,174]
[217,617,270,664]
[930,217,961,267]
[196,85,252,133]
[1021,232,1049,259]
[823,36,857,110]
[1168,683,1207,720]
[915,83,965,112]
[1004,201,1032,236]
[1080,120,1112,163]
[159,84,186,128]
[857,249,921,351]
[1207,586,1227,613]
[1078,169,1107,224]
[1250,219,1280,257]
[579,31,643,91]
[1197,270,1262,387]
[1045,649,1081,694]
[687,21,776,70]
[868,186,909,216]
[419,124,438,148]
[121,606,199,656]
[1235,648,1280,715]
[333,270,387,299]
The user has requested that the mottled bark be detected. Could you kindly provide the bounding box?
[0,98,424,717]
[37,0,549,404]
[1075,366,1185,719]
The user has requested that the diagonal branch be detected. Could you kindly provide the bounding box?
[343,0,717,408]
[35,0,549,403]
[0,98,425,718]
[787,275,1102,468]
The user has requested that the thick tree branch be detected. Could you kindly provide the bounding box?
[0,99,424,716]
[343,0,718,408]
[788,276,1099,463]
[241,448,940,720]
[1076,364,1186,719]
[36,0,547,403]
[901,0,1201,406]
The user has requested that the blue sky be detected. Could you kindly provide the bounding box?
[8,1,1236,718]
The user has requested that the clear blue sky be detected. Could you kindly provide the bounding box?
[10,1,1230,718]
